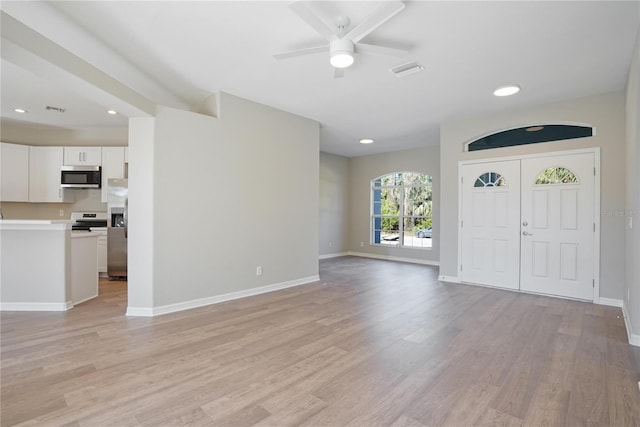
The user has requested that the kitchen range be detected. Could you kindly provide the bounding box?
[71,211,108,275]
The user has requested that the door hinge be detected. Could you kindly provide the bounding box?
[461,220,463,228]
[593,279,595,288]
[461,176,464,184]
[594,167,596,176]
[593,223,596,232]
[460,265,463,271]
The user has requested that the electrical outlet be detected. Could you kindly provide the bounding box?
[360,241,364,247]
[256,266,262,276]
[59,209,64,217]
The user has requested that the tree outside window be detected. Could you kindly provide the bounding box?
[372,172,433,249]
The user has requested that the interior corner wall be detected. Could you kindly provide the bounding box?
[127,117,155,310]
[440,91,627,300]
[150,94,319,308]
[348,145,440,264]
[624,29,640,339]
[319,152,350,256]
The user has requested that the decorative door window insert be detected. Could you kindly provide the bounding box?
[474,172,507,188]
[534,166,578,184]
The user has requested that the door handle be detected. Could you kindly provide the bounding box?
[522,231,533,236]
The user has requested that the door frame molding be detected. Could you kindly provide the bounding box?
[457,147,601,302]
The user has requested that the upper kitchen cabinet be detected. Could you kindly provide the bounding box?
[30,146,74,203]
[0,142,29,202]
[64,147,102,166]
[101,147,126,202]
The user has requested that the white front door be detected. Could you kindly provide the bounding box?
[520,153,595,300]
[460,160,521,290]
[459,151,597,301]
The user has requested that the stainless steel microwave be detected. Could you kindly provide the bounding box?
[61,165,101,188]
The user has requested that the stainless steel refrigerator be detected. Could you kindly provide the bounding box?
[107,178,128,279]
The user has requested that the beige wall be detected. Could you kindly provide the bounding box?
[319,152,350,256]
[348,145,440,264]
[624,29,640,340]
[0,121,127,146]
[0,188,104,219]
[440,92,627,300]
[128,93,319,311]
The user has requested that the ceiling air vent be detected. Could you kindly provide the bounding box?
[46,105,66,113]
[390,61,423,78]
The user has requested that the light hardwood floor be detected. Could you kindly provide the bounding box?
[2,257,639,426]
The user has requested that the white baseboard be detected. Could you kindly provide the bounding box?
[347,251,439,266]
[438,275,460,283]
[126,306,154,317]
[622,302,640,347]
[0,301,73,311]
[319,252,349,260]
[597,297,623,307]
[126,275,320,317]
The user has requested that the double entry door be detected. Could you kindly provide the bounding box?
[460,152,596,300]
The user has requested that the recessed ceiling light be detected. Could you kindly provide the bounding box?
[13,108,27,113]
[526,126,544,132]
[493,85,521,97]
[107,109,118,115]
[360,138,374,144]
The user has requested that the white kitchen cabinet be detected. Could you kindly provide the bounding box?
[29,146,75,203]
[64,147,102,166]
[71,232,99,304]
[0,142,29,202]
[101,147,126,202]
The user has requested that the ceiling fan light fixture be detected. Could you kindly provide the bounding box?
[330,39,355,68]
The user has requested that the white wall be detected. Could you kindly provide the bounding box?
[624,29,640,342]
[440,92,627,300]
[319,152,349,257]
[128,93,319,312]
[127,117,155,312]
[348,146,440,264]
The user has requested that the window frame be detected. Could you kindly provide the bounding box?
[370,172,433,250]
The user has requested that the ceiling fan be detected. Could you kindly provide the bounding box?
[274,0,408,78]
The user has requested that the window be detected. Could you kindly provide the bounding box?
[371,172,433,249]
[474,172,507,188]
[467,124,593,152]
[534,167,578,184]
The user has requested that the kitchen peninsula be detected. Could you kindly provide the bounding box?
[0,220,98,310]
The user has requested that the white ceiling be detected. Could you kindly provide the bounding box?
[1,1,638,157]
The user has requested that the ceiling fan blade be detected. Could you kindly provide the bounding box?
[273,45,328,60]
[345,1,405,43]
[288,1,338,41]
[333,68,344,79]
[356,43,408,58]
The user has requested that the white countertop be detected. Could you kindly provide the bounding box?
[0,219,72,230]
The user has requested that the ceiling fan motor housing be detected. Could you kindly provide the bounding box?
[330,39,355,68]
